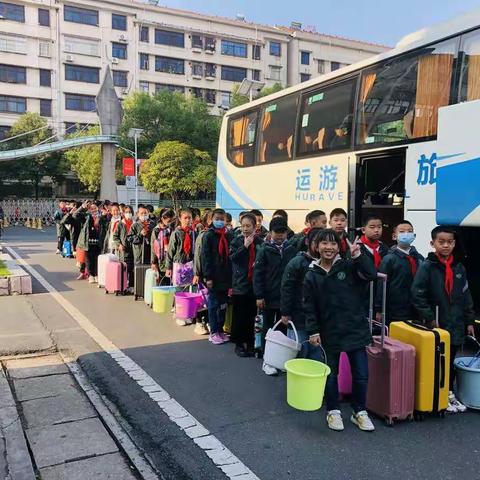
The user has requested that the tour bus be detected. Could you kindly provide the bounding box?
[216,10,480,308]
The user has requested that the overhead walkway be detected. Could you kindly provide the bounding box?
[0,135,119,162]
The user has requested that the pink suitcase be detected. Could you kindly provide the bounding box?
[105,261,128,295]
[97,253,118,287]
[366,273,415,425]
[338,352,352,397]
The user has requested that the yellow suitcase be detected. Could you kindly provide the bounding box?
[390,321,450,417]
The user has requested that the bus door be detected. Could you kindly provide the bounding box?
[354,148,406,245]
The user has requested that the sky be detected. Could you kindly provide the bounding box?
[160,0,480,46]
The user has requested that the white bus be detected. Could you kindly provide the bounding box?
[216,10,480,306]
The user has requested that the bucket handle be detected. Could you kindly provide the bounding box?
[463,335,480,368]
[272,319,299,345]
[299,340,328,366]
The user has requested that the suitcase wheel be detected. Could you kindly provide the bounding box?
[438,410,446,419]
[414,412,424,422]
[134,295,138,301]
[115,292,119,296]
[385,418,394,427]
[105,290,108,295]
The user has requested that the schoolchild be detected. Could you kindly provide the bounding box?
[225,212,233,231]
[127,205,156,266]
[201,209,233,345]
[230,213,264,356]
[251,209,269,240]
[305,229,377,431]
[104,203,122,255]
[412,226,476,413]
[53,200,70,254]
[291,210,327,252]
[358,215,389,269]
[113,205,135,289]
[151,208,175,279]
[253,217,297,375]
[328,208,350,257]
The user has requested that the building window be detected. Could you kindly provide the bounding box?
[140,26,149,42]
[331,61,340,71]
[191,62,203,77]
[221,40,247,58]
[192,87,203,99]
[65,93,96,111]
[139,81,149,92]
[252,44,261,60]
[0,34,26,54]
[252,69,260,81]
[317,60,326,74]
[301,51,310,65]
[205,37,215,52]
[205,89,216,104]
[221,66,247,82]
[65,64,100,83]
[113,70,128,88]
[39,40,50,57]
[155,83,184,93]
[300,73,311,82]
[112,14,127,31]
[0,2,25,23]
[112,42,127,59]
[192,34,203,49]
[0,95,26,113]
[0,125,11,140]
[40,99,51,117]
[64,5,98,26]
[139,53,149,70]
[39,69,51,87]
[221,92,231,108]
[205,63,216,78]
[0,64,26,84]
[64,36,100,57]
[155,29,184,48]
[38,8,50,26]
[155,56,184,75]
[269,41,281,57]
[269,65,282,81]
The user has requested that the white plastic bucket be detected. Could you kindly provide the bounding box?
[264,320,301,371]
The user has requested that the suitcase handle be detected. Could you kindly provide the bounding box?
[439,352,446,389]
[369,273,387,348]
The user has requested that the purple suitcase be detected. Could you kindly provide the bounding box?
[366,273,416,425]
[105,261,128,295]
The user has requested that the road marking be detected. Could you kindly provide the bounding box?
[5,245,261,480]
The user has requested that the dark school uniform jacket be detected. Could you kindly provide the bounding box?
[165,227,195,270]
[201,227,233,292]
[61,210,84,249]
[194,230,208,279]
[290,231,308,252]
[112,221,134,262]
[76,214,109,252]
[304,254,377,353]
[103,218,123,254]
[127,219,156,265]
[229,234,264,296]
[150,225,172,271]
[281,252,316,330]
[411,252,475,346]
[53,209,68,238]
[358,240,390,267]
[376,245,424,323]
[253,241,297,309]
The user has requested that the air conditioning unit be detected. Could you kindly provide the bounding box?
[112,57,119,64]
[119,34,128,43]
[121,89,128,95]
[65,54,74,63]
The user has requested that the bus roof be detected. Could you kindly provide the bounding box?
[226,8,480,117]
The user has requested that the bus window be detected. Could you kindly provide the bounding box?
[356,39,457,146]
[228,111,258,167]
[298,79,356,155]
[258,95,298,164]
[459,30,480,102]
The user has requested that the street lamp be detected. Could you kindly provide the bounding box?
[238,78,265,102]
[127,128,144,211]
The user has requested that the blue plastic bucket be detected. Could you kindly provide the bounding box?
[454,356,480,410]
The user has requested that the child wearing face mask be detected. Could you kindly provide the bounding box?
[113,205,135,290]
[201,209,233,345]
[127,206,156,267]
[376,220,424,325]
[104,203,122,255]
[253,217,297,375]
[151,208,175,281]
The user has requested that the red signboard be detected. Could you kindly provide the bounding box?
[122,157,135,177]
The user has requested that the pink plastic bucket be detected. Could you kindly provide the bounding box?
[175,292,202,319]
[338,352,352,396]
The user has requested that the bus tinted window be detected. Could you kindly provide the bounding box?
[258,95,298,164]
[298,79,356,155]
[459,30,480,102]
[228,111,258,167]
[356,39,457,145]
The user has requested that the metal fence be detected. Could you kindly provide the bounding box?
[0,199,56,225]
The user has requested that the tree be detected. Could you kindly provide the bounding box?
[230,82,285,109]
[140,141,216,210]
[0,113,68,198]
[121,91,220,160]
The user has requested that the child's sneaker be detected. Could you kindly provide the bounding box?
[220,332,230,343]
[262,362,278,376]
[326,410,344,431]
[176,318,193,326]
[350,410,375,431]
[448,392,466,413]
[209,333,224,345]
[194,323,209,335]
[88,276,95,284]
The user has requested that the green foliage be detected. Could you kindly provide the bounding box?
[140,141,216,209]
[121,91,220,160]
[230,83,285,109]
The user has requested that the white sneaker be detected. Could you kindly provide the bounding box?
[326,410,344,431]
[194,323,209,335]
[449,392,466,413]
[176,318,193,326]
[93,276,98,284]
[350,410,375,431]
[262,362,278,376]
[88,276,95,284]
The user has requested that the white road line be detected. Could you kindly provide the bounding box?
[5,245,261,480]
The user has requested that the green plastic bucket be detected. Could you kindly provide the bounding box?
[285,358,331,411]
[152,287,176,314]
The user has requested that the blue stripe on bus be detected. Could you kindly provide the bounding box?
[216,177,244,211]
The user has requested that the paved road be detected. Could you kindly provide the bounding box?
[3,227,480,480]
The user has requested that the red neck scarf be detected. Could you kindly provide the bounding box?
[92,215,100,233]
[111,219,120,233]
[142,220,150,236]
[339,236,348,254]
[303,227,311,235]
[181,227,192,256]
[406,255,417,277]
[215,228,229,261]
[124,218,133,233]
[436,254,454,298]
[361,235,381,268]
[247,239,256,281]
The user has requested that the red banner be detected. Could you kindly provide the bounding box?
[122,157,135,177]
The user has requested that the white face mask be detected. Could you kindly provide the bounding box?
[124,212,133,220]
[112,215,121,221]
[139,214,149,222]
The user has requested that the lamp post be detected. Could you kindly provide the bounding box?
[127,128,144,211]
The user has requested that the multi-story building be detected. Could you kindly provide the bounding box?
[0,0,388,140]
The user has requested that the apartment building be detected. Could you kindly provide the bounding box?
[0,0,387,140]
